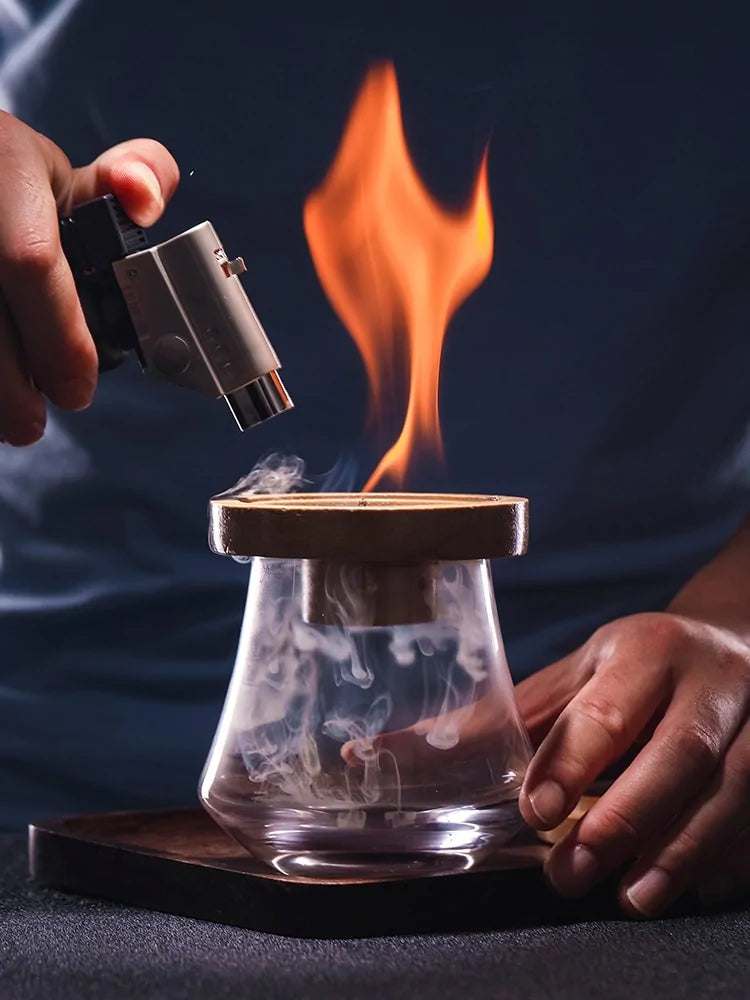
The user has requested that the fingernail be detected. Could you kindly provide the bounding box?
[546,844,599,898]
[528,780,566,827]
[698,875,734,906]
[52,377,95,411]
[625,867,672,916]
[129,162,164,211]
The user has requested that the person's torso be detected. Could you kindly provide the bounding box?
[2,0,750,824]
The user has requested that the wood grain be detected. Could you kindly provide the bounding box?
[209,492,529,561]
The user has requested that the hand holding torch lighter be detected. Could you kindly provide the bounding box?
[59,195,293,429]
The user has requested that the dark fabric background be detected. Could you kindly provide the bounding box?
[2,837,749,999]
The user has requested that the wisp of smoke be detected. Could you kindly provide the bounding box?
[219,451,359,501]
[0,0,82,113]
[220,452,309,498]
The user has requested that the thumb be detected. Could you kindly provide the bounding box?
[515,649,587,747]
[66,138,180,227]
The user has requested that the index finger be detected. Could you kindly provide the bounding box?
[544,682,746,901]
[520,647,668,830]
[0,141,97,410]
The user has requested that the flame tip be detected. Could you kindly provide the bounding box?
[304,60,494,492]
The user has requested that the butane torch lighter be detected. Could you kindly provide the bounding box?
[59,195,293,430]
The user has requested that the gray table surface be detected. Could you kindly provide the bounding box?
[1,835,749,1000]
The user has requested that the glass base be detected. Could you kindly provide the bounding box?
[205,799,525,880]
[265,850,484,879]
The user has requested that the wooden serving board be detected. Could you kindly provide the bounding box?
[27,807,627,938]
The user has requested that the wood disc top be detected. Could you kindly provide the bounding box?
[209,492,529,562]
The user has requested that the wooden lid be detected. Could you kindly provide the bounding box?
[208,493,528,562]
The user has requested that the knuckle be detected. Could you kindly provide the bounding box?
[586,621,626,671]
[581,801,642,853]
[535,745,590,793]
[646,613,687,654]
[574,695,630,751]
[717,644,750,680]
[0,236,57,279]
[587,613,685,666]
[559,758,589,790]
[691,684,732,734]
[664,723,721,775]
[589,621,620,648]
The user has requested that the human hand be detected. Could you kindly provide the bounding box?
[0,111,179,445]
[516,612,750,916]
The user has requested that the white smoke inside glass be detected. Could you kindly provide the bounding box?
[206,552,529,825]
[203,454,531,826]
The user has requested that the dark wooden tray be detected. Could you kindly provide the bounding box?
[27,807,640,937]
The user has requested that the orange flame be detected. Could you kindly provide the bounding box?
[304,62,493,491]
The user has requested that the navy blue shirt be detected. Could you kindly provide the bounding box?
[2,1,750,827]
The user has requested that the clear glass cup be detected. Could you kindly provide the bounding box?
[200,553,532,878]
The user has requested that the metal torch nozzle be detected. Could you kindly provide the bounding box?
[60,195,293,429]
[226,370,292,430]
